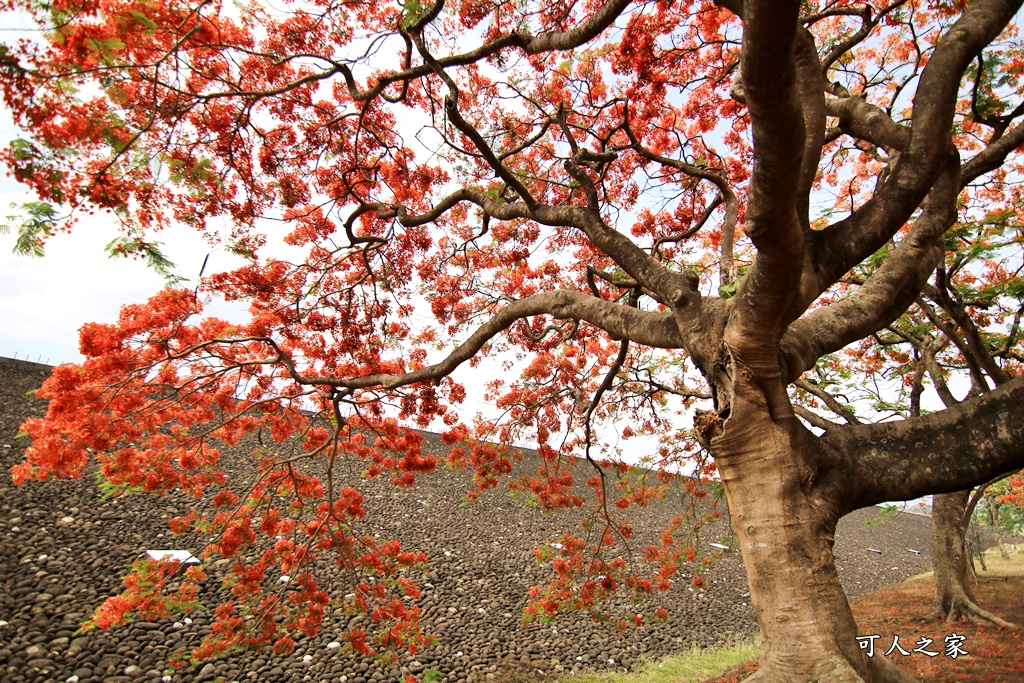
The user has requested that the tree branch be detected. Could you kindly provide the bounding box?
[809,0,1022,305]
[781,165,959,380]
[723,0,806,389]
[413,33,537,207]
[961,122,1024,183]
[339,0,633,103]
[793,404,842,432]
[794,379,861,425]
[621,119,739,285]
[823,89,911,153]
[821,377,1024,513]
[329,290,683,390]
[928,273,1011,386]
[915,293,992,394]
[793,26,826,230]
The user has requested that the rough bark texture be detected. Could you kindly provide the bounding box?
[711,377,917,682]
[7,0,1024,680]
[818,378,1024,514]
[698,1,1024,677]
[932,491,976,620]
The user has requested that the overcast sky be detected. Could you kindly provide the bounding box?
[0,167,246,367]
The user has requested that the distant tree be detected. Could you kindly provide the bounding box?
[979,481,1010,561]
[4,1,1024,681]
[984,473,1024,550]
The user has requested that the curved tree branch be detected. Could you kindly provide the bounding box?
[725,0,806,380]
[821,376,1024,514]
[815,2,909,72]
[794,378,861,425]
[781,163,959,380]
[928,273,1011,386]
[793,26,826,229]
[339,0,633,103]
[823,89,911,153]
[622,120,740,286]
[326,290,683,390]
[793,404,842,432]
[412,33,537,207]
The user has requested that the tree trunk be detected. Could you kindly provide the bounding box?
[969,524,986,573]
[932,490,975,619]
[931,491,1017,628]
[986,497,1011,561]
[711,391,915,682]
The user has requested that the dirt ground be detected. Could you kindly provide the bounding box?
[708,550,1024,683]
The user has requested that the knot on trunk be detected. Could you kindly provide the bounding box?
[693,408,724,450]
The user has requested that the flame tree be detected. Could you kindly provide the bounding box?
[4,0,1024,680]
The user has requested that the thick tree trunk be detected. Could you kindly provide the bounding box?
[931,491,1017,628]
[711,391,915,682]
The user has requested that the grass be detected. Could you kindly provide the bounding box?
[505,548,1024,683]
[970,547,1024,576]
[489,638,761,683]
[554,640,761,683]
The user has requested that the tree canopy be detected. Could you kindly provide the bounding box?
[5,0,1024,680]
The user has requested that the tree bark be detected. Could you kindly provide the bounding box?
[932,491,975,619]
[709,378,915,682]
[931,491,1017,628]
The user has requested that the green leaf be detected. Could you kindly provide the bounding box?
[168,157,214,185]
[85,37,126,53]
[482,184,507,203]
[94,470,144,500]
[105,235,183,285]
[400,0,429,31]
[865,504,898,527]
[225,239,257,260]
[9,138,35,161]
[84,36,126,66]
[127,10,159,31]
[2,201,58,257]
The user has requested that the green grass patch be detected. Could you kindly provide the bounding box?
[553,640,761,683]
[976,546,1024,576]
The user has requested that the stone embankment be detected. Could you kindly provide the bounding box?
[0,357,933,683]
